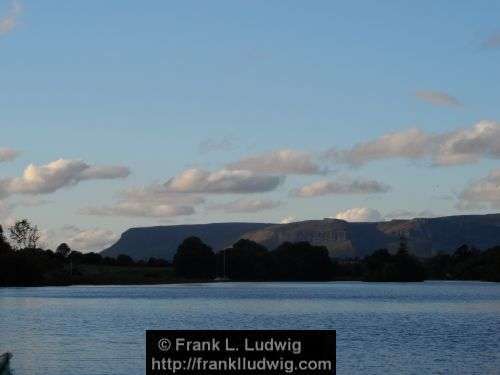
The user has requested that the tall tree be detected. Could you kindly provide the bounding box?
[173,237,215,279]
[9,219,41,250]
[56,243,72,258]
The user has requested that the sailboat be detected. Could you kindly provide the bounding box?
[214,249,230,281]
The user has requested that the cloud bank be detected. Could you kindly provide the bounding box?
[81,184,201,218]
[227,149,324,175]
[164,168,283,194]
[43,225,118,252]
[292,179,390,197]
[325,121,500,167]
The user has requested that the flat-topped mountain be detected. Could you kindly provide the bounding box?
[101,222,272,261]
[100,214,500,260]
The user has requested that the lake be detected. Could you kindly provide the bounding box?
[1,281,499,374]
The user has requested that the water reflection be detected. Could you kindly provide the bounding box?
[1,281,499,375]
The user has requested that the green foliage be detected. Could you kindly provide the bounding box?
[173,237,215,279]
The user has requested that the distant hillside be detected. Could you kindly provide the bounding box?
[101,214,500,260]
[101,222,272,260]
[242,214,500,258]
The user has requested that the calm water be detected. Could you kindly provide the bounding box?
[1,281,499,375]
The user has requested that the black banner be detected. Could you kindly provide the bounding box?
[146,330,336,375]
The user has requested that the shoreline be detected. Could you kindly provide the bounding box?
[1,278,497,289]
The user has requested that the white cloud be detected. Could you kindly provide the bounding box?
[208,198,281,213]
[0,159,130,197]
[81,184,201,218]
[227,149,324,175]
[43,225,118,252]
[457,168,500,210]
[415,91,461,107]
[68,228,118,252]
[324,121,500,167]
[280,216,296,224]
[0,148,20,162]
[0,0,21,36]
[334,207,382,222]
[164,168,283,194]
[292,179,390,198]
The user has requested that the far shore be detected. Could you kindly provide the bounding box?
[3,277,497,289]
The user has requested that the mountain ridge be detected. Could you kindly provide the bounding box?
[100,214,500,260]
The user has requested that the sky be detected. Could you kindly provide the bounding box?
[1,0,500,252]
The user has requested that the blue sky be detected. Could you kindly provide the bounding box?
[1,0,500,251]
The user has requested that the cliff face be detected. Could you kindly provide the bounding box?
[242,214,500,258]
[101,214,500,260]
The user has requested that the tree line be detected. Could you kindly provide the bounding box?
[0,219,170,286]
[173,236,500,282]
[1,218,499,286]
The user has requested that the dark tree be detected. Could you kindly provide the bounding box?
[147,257,170,267]
[56,243,72,258]
[272,241,334,281]
[116,254,134,266]
[217,239,274,280]
[173,237,215,279]
[364,248,425,282]
[82,252,103,265]
[9,219,41,249]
